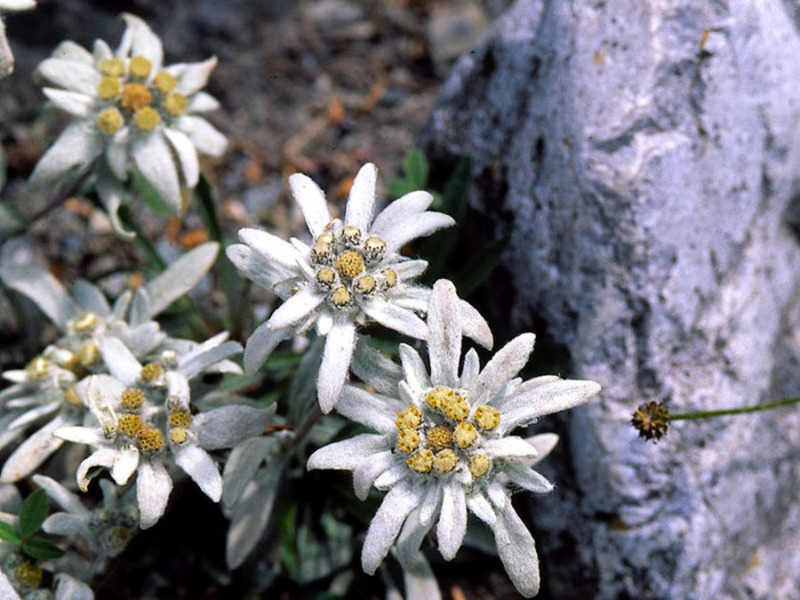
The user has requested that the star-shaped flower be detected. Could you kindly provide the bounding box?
[30,13,226,237]
[308,280,601,597]
[227,163,493,413]
[0,0,36,78]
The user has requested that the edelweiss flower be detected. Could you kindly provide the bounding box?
[0,243,220,483]
[34,475,138,561]
[227,163,493,412]
[308,280,601,597]
[55,352,272,529]
[30,13,226,236]
[0,0,36,78]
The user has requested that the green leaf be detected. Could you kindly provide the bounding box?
[131,170,171,215]
[403,149,429,188]
[22,537,65,560]
[18,489,48,539]
[280,503,300,578]
[386,178,416,200]
[0,520,20,544]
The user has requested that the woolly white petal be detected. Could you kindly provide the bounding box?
[0,415,68,482]
[111,445,140,485]
[176,114,227,157]
[76,448,118,491]
[457,298,494,350]
[491,503,540,597]
[164,127,200,188]
[402,553,442,600]
[7,401,60,430]
[167,56,217,96]
[361,298,428,341]
[398,344,431,394]
[72,279,111,317]
[473,333,535,405]
[505,463,554,494]
[266,287,324,330]
[193,405,274,450]
[0,266,78,329]
[350,339,402,396]
[381,212,455,254]
[317,319,357,413]
[54,574,94,600]
[460,348,480,389]
[175,445,222,502]
[132,132,182,214]
[0,571,21,600]
[289,172,332,238]
[178,340,242,380]
[361,482,420,574]
[36,58,101,94]
[54,425,104,445]
[437,482,467,560]
[30,121,103,187]
[335,385,400,433]
[373,463,410,490]
[344,162,377,232]
[243,320,292,375]
[98,336,142,385]
[145,241,219,317]
[491,375,561,411]
[523,433,560,466]
[396,507,433,569]
[370,190,434,237]
[353,450,397,500]
[307,433,388,472]
[501,379,601,432]
[427,280,461,387]
[466,492,497,525]
[392,259,429,280]
[42,87,92,117]
[118,13,163,71]
[137,460,172,529]
[238,227,300,274]
[222,437,273,509]
[42,512,91,540]
[188,91,220,113]
[419,483,442,527]
[0,0,36,10]
[483,437,539,460]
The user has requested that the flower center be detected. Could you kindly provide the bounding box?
[97,107,124,134]
[168,407,193,428]
[72,311,98,331]
[137,424,164,452]
[101,58,126,77]
[120,82,152,111]
[129,56,152,78]
[153,70,176,93]
[397,387,502,481]
[334,250,365,279]
[139,362,164,384]
[120,388,145,410]
[118,414,144,437]
[134,106,160,130]
[13,560,42,589]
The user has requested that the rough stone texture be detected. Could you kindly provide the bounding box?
[421,1,800,598]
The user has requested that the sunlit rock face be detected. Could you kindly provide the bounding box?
[421,1,800,598]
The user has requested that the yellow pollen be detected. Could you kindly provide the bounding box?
[107,525,132,549]
[433,449,458,473]
[137,425,164,452]
[334,250,365,279]
[64,385,82,406]
[382,268,397,288]
[120,82,152,110]
[454,421,478,448]
[355,275,376,294]
[26,356,48,379]
[406,450,433,473]
[13,560,42,589]
[330,286,353,308]
[97,107,124,135]
[469,455,491,478]
[129,55,152,78]
[78,342,98,367]
[363,236,386,258]
[169,427,188,445]
[396,427,419,453]
[168,406,193,428]
[342,225,362,246]
[120,388,144,410]
[311,242,332,264]
[316,267,336,286]
[118,414,144,437]
[140,362,164,384]
[395,405,421,429]
[73,311,98,331]
[316,231,335,245]
[426,386,455,410]
[100,58,125,77]
[97,76,121,99]
[474,406,501,430]
[134,106,160,130]
[164,92,189,116]
[426,425,453,451]
[444,394,470,422]
[153,70,176,93]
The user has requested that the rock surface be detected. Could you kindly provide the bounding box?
[421,1,800,598]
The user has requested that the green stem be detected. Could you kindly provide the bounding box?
[669,396,800,420]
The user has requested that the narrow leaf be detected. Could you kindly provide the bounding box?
[453,235,512,296]
[23,537,65,560]
[0,521,20,544]
[404,149,429,188]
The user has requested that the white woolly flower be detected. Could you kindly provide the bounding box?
[55,349,272,529]
[227,162,493,413]
[0,243,221,483]
[30,13,227,237]
[34,475,137,561]
[308,280,601,598]
[0,0,35,78]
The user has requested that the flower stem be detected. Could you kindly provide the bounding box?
[669,396,800,421]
